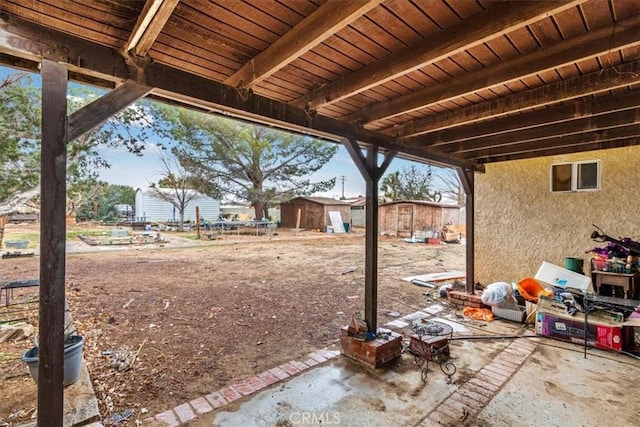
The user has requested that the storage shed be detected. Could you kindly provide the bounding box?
[349,197,366,228]
[134,188,220,223]
[280,197,351,231]
[379,201,461,238]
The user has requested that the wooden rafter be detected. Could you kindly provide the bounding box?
[292,0,586,110]
[465,124,640,161]
[444,109,640,155]
[476,137,640,163]
[393,61,640,139]
[412,90,640,148]
[126,0,179,56]
[0,14,480,171]
[224,0,382,89]
[348,14,640,125]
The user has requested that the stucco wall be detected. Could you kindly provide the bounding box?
[474,146,640,285]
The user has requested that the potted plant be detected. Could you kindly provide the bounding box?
[22,328,85,387]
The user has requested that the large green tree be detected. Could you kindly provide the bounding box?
[75,183,136,222]
[0,74,40,211]
[0,73,150,216]
[380,165,442,202]
[151,106,338,219]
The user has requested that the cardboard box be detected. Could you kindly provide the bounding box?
[622,326,640,354]
[537,296,623,324]
[535,297,623,351]
[535,261,594,293]
[622,317,640,354]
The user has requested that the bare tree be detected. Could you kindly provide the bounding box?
[380,165,441,202]
[149,149,217,231]
[436,168,465,207]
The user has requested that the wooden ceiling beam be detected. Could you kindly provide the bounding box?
[474,137,640,164]
[224,0,382,89]
[413,90,640,147]
[126,0,179,56]
[393,60,640,139]
[442,109,640,154]
[350,14,640,125]
[0,14,480,172]
[462,123,640,160]
[292,0,586,110]
[150,78,478,169]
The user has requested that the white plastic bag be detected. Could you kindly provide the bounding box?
[481,282,518,309]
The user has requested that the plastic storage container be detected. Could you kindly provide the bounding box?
[22,335,85,386]
[492,305,526,322]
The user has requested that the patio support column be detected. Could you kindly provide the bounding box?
[342,138,396,333]
[36,71,149,423]
[457,167,475,294]
[38,58,68,426]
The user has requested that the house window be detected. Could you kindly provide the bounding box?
[550,161,600,192]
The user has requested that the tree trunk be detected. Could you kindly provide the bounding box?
[0,215,6,248]
[253,201,264,221]
[179,209,185,231]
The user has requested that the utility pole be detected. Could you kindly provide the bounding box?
[340,175,346,200]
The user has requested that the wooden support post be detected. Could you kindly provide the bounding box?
[196,206,201,239]
[67,81,152,141]
[364,147,379,333]
[457,167,475,294]
[36,67,150,424]
[342,139,396,333]
[38,58,68,426]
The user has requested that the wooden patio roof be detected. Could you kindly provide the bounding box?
[1,2,639,423]
[1,0,638,170]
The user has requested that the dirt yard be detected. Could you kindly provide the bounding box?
[0,223,465,425]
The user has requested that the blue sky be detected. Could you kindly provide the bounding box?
[1,65,448,200]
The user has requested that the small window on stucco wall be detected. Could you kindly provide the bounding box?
[550,161,600,193]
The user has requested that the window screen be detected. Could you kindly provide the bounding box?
[551,161,600,193]
[577,162,598,190]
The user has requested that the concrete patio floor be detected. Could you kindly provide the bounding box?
[151,312,640,427]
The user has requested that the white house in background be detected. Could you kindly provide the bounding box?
[134,188,220,222]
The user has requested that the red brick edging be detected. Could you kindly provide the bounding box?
[147,348,340,426]
[420,338,538,425]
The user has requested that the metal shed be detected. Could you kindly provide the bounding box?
[134,188,221,223]
[379,201,461,239]
[280,197,351,232]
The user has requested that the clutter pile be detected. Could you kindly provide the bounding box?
[450,228,640,356]
[587,225,640,274]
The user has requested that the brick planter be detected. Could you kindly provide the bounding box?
[448,290,490,309]
[339,326,402,368]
